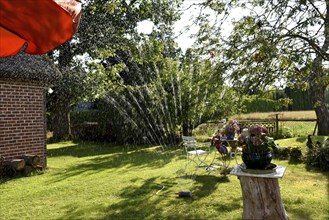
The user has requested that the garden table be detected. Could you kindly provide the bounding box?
[230,165,288,220]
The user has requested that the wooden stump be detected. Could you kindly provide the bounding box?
[3,165,16,177]
[22,165,33,176]
[7,159,26,171]
[21,154,40,167]
[239,176,288,220]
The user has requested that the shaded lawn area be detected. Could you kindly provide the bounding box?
[0,140,328,220]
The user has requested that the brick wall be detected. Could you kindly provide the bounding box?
[0,79,46,167]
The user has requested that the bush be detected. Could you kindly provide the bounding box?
[71,110,100,124]
[275,146,302,160]
[71,122,113,142]
[242,97,276,113]
[193,123,218,137]
[272,128,293,140]
[305,146,329,171]
[70,110,116,142]
[289,146,303,160]
[276,146,291,159]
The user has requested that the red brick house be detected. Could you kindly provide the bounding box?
[0,53,59,168]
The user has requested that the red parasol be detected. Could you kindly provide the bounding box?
[0,0,82,57]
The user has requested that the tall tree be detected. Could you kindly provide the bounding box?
[176,48,239,136]
[193,0,329,135]
[47,0,183,140]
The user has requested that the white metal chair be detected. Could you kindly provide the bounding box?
[182,136,216,172]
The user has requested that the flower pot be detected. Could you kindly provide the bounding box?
[242,151,272,169]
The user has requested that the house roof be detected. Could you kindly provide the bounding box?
[0,52,61,83]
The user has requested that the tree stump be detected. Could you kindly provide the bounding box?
[7,159,26,171]
[231,165,288,220]
[21,155,40,167]
[239,176,288,220]
[3,165,16,177]
[22,165,33,176]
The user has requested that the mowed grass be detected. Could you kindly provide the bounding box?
[232,110,317,120]
[0,140,328,220]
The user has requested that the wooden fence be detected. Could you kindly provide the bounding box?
[208,114,317,135]
[239,118,317,135]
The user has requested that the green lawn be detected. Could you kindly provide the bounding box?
[0,140,328,220]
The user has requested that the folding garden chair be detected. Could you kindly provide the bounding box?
[181,136,216,172]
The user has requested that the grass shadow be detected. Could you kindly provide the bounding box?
[47,141,125,158]
[55,176,181,219]
[48,143,182,183]
[288,158,303,165]
[56,175,241,220]
[192,174,230,198]
[295,137,307,143]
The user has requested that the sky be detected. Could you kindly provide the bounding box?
[137,1,247,52]
[136,1,206,51]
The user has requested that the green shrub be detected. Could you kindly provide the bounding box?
[71,122,113,142]
[277,146,291,159]
[289,146,303,160]
[305,145,329,171]
[275,146,303,160]
[272,128,293,140]
[193,123,218,137]
[71,110,100,124]
[242,97,276,113]
[70,110,114,142]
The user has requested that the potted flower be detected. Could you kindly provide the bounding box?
[238,125,277,169]
[222,119,240,140]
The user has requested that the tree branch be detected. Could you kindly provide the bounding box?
[282,34,329,60]
[307,0,325,20]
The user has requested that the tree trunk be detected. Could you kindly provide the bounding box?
[182,123,193,136]
[51,93,71,141]
[239,176,288,220]
[50,41,74,141]
[309,58,329,136]
[308,0,329,136]
[315,105,329,136]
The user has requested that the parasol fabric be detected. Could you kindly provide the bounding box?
[0,0,82,57]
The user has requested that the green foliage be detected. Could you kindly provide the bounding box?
[71,110,100,124]
[277,147,291,159]
[192,123,219,137]
[285,87,313,110]
[290,146,303,160]
[47,0,184,140]
[195,0,329,135]
[70,110,114,141]
[305,145,329,171]
[276,146,303,160]
[272,128,293,140]
[71,122,113,142]
[177,50,241,135]
[242,97,276,112]
[93,45,242,143]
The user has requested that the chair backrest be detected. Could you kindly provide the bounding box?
[181,135,197,148]
[182,136,213,155]
[182,135,195,142]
